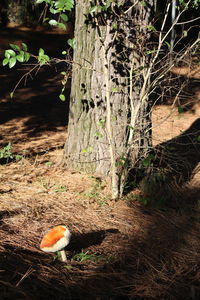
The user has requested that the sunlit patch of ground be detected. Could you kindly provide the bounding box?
[152,102,200,145]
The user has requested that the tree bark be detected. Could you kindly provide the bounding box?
[64,0,155,197]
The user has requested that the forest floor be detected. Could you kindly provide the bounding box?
[0,25,200,300]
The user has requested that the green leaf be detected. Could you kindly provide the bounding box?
[39,48,45,56]
[22,43,28,51]
[59,94,66,101]
[178,106,184,113]
[146,25,156,31]
[49,19,58,26]
[127,125,134,130]
[90,6,98,13]
[2,58,9,66]
[112,87,119,93]
[112,23,118,30]
[36,0,45,3]
[62,51,67,55]
[5,50,10,58]
[94,131,103,138]
[9,57,17,68]
[60,13,68,21]
[55,0,74,11]
[111,115,116,121]
[142,154,154,167]
[183,30,188,37]
[117,1,123,7]
[82,146,93,153]
[44,55,50,62]
[146,49,157,55]
[139,0,146,6]
[0,142,13,160]
[24,52,30,62]
[45,161,54,166]
[98,119,105,128]
[8,49,16,56]
[165,41,171,49]
[10,92,14,98]
[16,52,25,62]
[15,154,23,161]
[5,49,16,57]
[57,22,66,30]
[9,44,20,51]
[49,7,57,14]
[67,38,76,49]
[38,53,50,65]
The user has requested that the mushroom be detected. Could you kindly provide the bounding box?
[40,225,71,262]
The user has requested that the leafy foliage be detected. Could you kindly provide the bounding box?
[36,0,74,29]
[2,43,50,67]
[0,143,13,160]
[38,48,50,65]
[0,143,23,163]
[67,38,76,49]
[179,0,200,8]
[36,0,74,10]
[89,0,122,13]
[141,154,155,168]
[3,43,30,68]
[72,251,105,262]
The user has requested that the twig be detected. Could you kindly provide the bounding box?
[15,267,34,287]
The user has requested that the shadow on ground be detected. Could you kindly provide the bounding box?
[0,64,70,132]
[1,200,200,300]
[152,66,200,113]
[0,26,70,149]
[143,118,200,204]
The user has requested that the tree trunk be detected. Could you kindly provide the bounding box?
[0,0,39,26]
[64,0,155,198]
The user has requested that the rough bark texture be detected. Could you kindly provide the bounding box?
[64,0,155,196]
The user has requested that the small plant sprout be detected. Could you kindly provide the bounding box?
[40,225,71,262]
[72,251,104,262]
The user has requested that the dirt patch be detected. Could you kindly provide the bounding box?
[1,26,200,300]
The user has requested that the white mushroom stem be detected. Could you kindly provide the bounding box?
[59,249,67,262]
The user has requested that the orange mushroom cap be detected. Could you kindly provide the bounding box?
[40,225,71,253]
